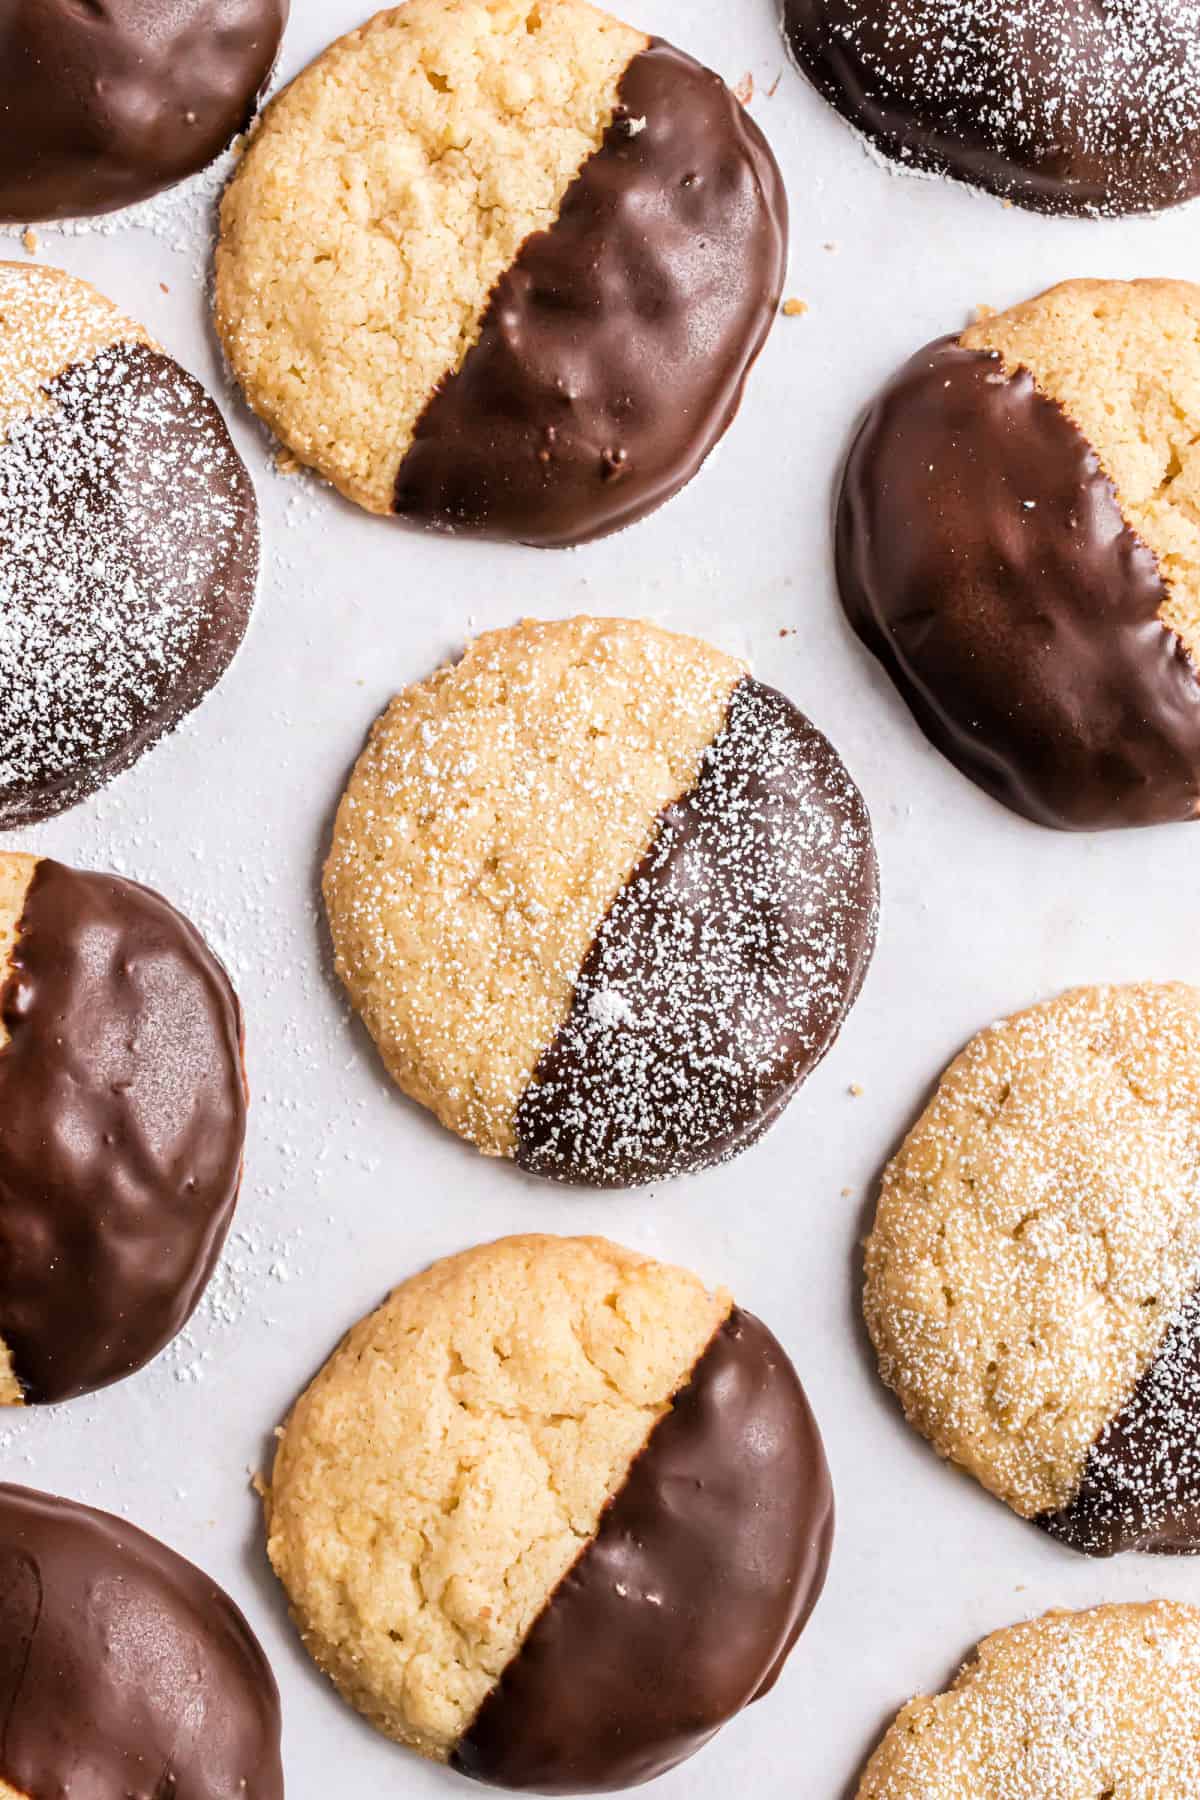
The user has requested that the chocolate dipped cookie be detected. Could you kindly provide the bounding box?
[865,982,1200,1557]
[838,279,1200,831]
[0,0,288,222]
[323,616,878,1187]
[783,0,1200,218]
[858,1603,1200,1797]
[266,1234,833,1791]
[214,0,787,547]
[0,852,246,1405]
[0,1483,282,1800]
[0,264,258,828]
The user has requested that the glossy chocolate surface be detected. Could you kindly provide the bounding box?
[0,859,246,1403]
[515,676,878,1185]
[393,40,787,547]
[783,0,1200,218]
[837,336,1200,831]
[0,0,288,222]
[0,1483,283,1799]
[452,1307,833,1791]
[0,341,258,829]
[1040,1285,1200,1556]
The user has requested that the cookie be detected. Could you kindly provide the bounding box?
[324,616,878,1187]
[0,265,258,828]
[0,1483,282,1799]
[838,279,1200,831]
[0,0,288,222]
[864,982,1200,1557]
[783,0,1200,218]
[0,851,246,1405]
[214,0,786,547]
[266,1234,833,1789]
[858,1602,1200,1797]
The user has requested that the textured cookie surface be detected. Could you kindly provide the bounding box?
[0,263,258,828]
[324,616,877,1185]
[865,983,1200,1553]
[0,0,287,222]
[0,1483,282,1800]
[267,1235,833,1788]
[215,0,786,545]
[838,279,1200,831]
[858,1603,1200,1797]
[0,852,247,1404]
[784,0,1200,217]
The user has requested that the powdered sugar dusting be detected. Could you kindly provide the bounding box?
[516,677,879,1185]
[0,336,257,824]
[787,0,1200,215]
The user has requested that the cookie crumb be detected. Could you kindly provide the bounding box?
[782,297,809,318]
[21,229,37,255]
[848,1082,863,1096]
[734,71,755,105]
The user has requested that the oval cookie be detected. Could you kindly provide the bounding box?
[323,616,878,1186]
[266,1234,833,1790]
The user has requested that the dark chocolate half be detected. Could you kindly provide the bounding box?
[782,0,1200,218]
[515,675,878,1186]
[0,1483,283,1799]
[0,859,246,1404]
[393,40,787,547]
[0,0,288,222]
[1038,1285,1200,1557]
[837,336,1200,832]
[0,339,258,828]
[452,1306,833,1792]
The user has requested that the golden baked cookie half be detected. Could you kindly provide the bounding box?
[265,1234,833,1790]
[865,982,1200,1555]
[214,0,787,546]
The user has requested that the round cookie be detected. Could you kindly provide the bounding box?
[323,615,878,1187]
[858,1602,1200,1797]
[838,279,1200,831]
[783,0,1200,218]
[865,982,1200,1557]
[0,0,288,223]
[0,1483,282,1799]
[214,0,787,547]
[0,264,258,827]
[0,851,247,1405]
[266,1234,833,1789]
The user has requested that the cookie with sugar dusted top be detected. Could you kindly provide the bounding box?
[0,1483,283,1800]
[784,0,1200,217]
[0,263,258,828]
[214,0,787,547]
[323,615,878,1187]
[838,279,1200,830]
[865,982,1200,1556]
[0,0,288,223]
[0,851,247,1405]
[858,1603,1200,1797]
[266,1234,833,1790]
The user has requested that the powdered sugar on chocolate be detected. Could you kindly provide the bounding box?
[0,336,257,826]
[516,677,879,1185]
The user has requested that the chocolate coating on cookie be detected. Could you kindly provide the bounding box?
[515,676,878,1184]
[1039,1286,1200,1556]
[837,336,1200,831]
[0,1483,283,1798]
[393,41,787,547]
[452,1307,833,1791]
[0,340,258,828]
[0,860,246,1403]
[783,0,1200,217]
[0,0,288,222]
